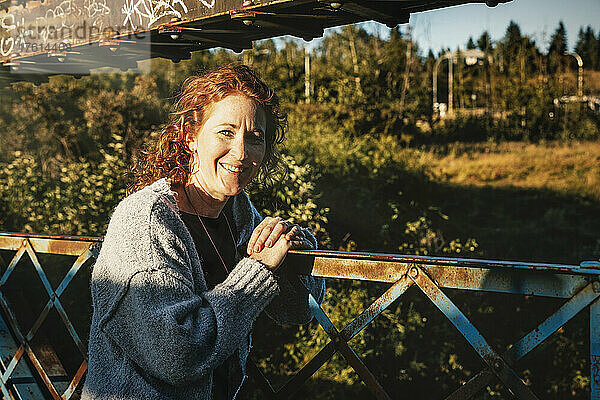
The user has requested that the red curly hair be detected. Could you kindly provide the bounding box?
[129,65,286,194]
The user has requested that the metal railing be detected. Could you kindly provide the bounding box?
[0,232,599,399]
[0,233,100,399]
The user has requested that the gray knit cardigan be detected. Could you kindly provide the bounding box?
[81,178,325,400]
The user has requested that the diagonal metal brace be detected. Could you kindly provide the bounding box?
[275,276,414,398]
[447,281,600,399]
[306,293,392,400]
[0,239,94,399]
[408,265,540,400]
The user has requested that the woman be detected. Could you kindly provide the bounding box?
[82,65,326,400]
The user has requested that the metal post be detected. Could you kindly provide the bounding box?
[433,56,443,114]
[564,51,584,98]
[591,296,600,399]
[304,47,311,103]
[448,54,453,115]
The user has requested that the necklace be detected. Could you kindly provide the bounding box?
[182,185,237,275]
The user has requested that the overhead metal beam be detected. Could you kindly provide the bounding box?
[0,0,512,82]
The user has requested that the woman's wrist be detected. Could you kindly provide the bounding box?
[249,252,279,271]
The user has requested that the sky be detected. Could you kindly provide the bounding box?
[313,0,600,57]
[403,0,600,56]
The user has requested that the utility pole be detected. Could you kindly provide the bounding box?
[399,28,412,113]
[304,47,311,103]
[348,29,362,96]
[448,54,453,115]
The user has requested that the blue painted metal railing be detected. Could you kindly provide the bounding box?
[0,232,599,399]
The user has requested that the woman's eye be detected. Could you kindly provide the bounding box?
[249,132,265,143]
[218,130,234,137]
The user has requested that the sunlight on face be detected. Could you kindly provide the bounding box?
[188,95,267,201]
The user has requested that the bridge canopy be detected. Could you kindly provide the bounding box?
[1,0,510,83]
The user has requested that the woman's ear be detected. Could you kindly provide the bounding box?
[180,115,197,152]
[185,130,197,152]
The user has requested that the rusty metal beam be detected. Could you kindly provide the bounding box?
[285,251,593,298]
[288,249,593,276]
[423,264,589,299]
[0,0,510,81]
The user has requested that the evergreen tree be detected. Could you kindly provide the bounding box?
[597,30,600,70]
[549,21,568,55]
[500,21,523,74]
[477,31,492,53]
[548,21,568,73]
[466,37,476,49]
[575,26,599,70]
[587,26,598,70]
[499,21,538,81]
[505,21,523,49]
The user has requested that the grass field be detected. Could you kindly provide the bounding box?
[425,141,600,201]
[418,141,600,264]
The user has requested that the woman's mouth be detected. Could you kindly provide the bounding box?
[220,163,247,174]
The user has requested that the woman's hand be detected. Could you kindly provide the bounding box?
[249,234,292,271]
[247,217,310,254]
[247,217,312,270]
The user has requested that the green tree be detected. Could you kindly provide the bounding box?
[466,36,476,49]
[477,31,492,53]
[548,21,568,73]
[575,26,599,70]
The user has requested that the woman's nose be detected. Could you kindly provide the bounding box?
[230,134,247,160]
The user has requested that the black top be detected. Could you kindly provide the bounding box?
[179,210,238,400]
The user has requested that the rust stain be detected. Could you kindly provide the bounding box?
[30,238,95,256]
[63,360,88,399]
[311,257,408,283]
[26,346,63,400]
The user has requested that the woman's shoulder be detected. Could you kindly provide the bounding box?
[97,179,189,275]
[104,179,180,241]
[114,179,177,219]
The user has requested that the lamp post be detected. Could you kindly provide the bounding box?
[432,54,446,114]
[564,51,583,97]
[433,49,486,116]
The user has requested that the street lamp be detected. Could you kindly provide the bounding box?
[433,49,486,116]
[433,52,450,115]
[564,51,583,98]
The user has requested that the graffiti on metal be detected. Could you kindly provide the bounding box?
[1,0,114,57]
[121,0,190,30]
[0,0,239,59]
[0,0,515,80]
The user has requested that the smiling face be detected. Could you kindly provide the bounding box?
[187,94,267,202]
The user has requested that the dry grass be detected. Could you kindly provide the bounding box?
[584,70,600,94]
[423,141,600,201]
